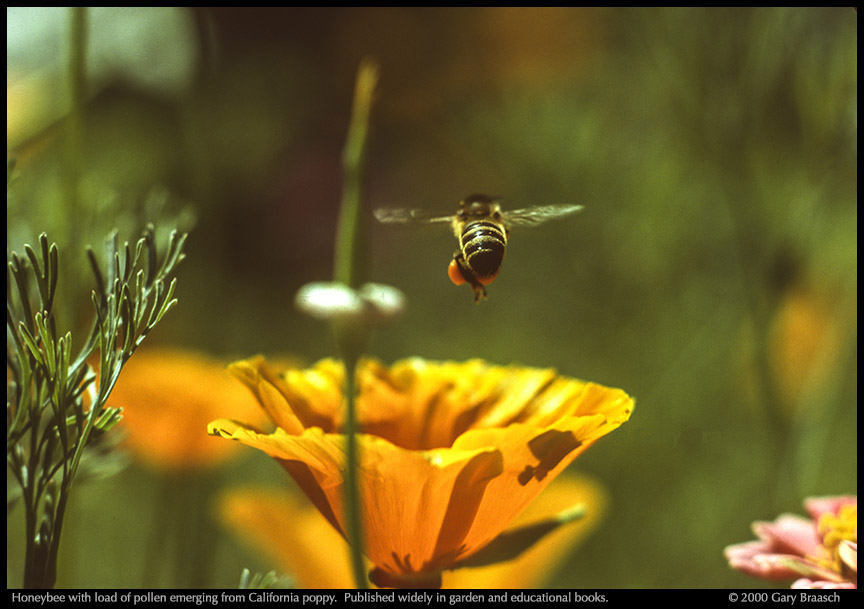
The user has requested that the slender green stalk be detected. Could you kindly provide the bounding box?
[65,7,87,253]
[334,60,378,289]
[339,345,365,589]
[332,59,379,589]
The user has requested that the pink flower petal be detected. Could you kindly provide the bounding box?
[724,540,772,563]
[753,514,822,556]
[804,495,857,521]
[725,542,847,584]
[725,551,809,580]
[792,578,857,589]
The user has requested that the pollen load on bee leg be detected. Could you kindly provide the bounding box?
[448,259,468,285]
[450,253,489,302]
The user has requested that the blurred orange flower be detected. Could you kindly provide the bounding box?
[209,357,633,585]
[109,347,265,472]
[220,473,607,588]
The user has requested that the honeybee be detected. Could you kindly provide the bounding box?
[374,194,583,302]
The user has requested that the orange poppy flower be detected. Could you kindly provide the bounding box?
[219,473,607,588]
[209,357,633,585]
[109,347,266,472]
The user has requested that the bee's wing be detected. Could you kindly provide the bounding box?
[504,204,584,227]
[373,208,453,225]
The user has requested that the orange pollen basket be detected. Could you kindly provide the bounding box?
[447,260,499,286]
[447,260,467,285]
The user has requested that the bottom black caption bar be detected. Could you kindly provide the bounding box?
[7,589,858,606]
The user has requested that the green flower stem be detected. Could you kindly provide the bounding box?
[334,60,378,289]
[65,6,87,253]
[339,342,365,589]
[332,59,379,589]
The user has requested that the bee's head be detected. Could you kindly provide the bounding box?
[459,194,501,220]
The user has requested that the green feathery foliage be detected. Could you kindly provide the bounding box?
[7,226,186,588]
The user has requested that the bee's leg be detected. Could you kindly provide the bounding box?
[453,253,487,302]
[470,283,488,302]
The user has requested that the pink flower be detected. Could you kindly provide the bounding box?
[724,496,857,589]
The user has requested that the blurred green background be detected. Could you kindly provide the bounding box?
[7,7,856,589]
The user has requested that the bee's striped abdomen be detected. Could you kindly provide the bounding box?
[461,220,507,279]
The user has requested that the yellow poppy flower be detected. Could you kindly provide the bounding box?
[220,473,607,588]
[209,357,633,584]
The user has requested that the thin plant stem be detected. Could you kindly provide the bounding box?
[334,60,378,289]
[65,6,87,253]
[332,59,379,590]
[340,345,365,588]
